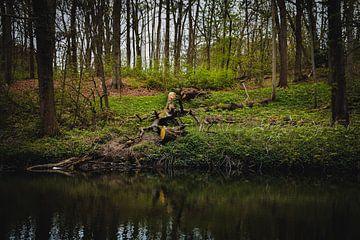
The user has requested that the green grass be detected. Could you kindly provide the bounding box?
[1,81,359,173]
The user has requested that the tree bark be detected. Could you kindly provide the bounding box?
[132,0,142,69]
[70,0,78,75]
[94,0,109,108]
[112,0,123,89]
[271,0,277,101]
[221,0,229,69]
[276,0,288,88]
[154,0,163,70]
[294,0,303,82]
[345,0,355,81]
[33,0,59,135]
[173,0,184,75]
[25,0,35,79]
[1,0,13,84]
[126,0,131,68]
[328,0,349,125]
[164,0,170,75]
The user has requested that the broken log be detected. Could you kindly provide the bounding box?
[178,87,207,101]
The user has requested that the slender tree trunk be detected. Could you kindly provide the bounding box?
[306,0,317,85]
[173,0,183,75]
[271,0,277,101]
[84,3,92,70]
[294,0,303,82]
[104,0,112,58]
[26,0,35,79]
[70,0,78,75]
[126,0,131,68]
[328,0,349,126]
[226,18,232,71]
[132,0,142,69]
[95,0,109,109]
[205,0,215,70]
[192,0,200,69]
[345,0,355,81]
[221,0,229,69]
[1,0,13,84]
[33,0,59,135]
[187,1,194,71]
[277,0,288,88]
[154,0,162,70]
[164,0,170,75]
[148,0,156,69]
[112,0,123,89]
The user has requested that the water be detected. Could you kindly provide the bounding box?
[0,172,359,240]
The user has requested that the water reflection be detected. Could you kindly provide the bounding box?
[0,172,359,240]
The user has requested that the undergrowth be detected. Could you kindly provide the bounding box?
[1,80,359,173]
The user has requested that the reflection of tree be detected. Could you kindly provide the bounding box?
[34,192,53,240]
[1,174,360,239]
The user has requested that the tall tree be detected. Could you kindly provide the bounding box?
[345,0,355,81]
[154,0,163,70]
[164,0,170,75]
[126,0,131,68]
[1,0,13,85]
[173,0,184,75]
[112,0,123,89]
[276,0,288,88]
[271,0,277,101]
[328,0,349,125]
[306,0,317,85]
[27,0,35,79]
[132,0,142,69]
[221,0,229,69]
[294,0,303,82]
[70,0,78,75]
[94,0,109,108]
[32,0,59,135]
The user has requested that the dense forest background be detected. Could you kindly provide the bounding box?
[0,0,360,165]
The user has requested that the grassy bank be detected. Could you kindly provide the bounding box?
[1,81,359,173]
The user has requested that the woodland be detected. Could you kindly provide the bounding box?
[0,0,360,174]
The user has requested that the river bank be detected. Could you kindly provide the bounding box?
[1,81,360,174]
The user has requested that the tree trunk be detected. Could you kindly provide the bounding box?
[328,0,349,125]
[294,0,303,82]
[126,0,131,68]
[271,0,277,101]
[221,0,229,69]
[70,0,78,75]
[187,1,194,72]
[26,0,35,79]
[84,2,92,70]
[1,0,13,84]
[173,0,183,76]
[164,0,170,75]
[94,0,109,108]
[112,0,123,89]
[277,0,288,88]
[345,0,355,81]
[132,0,142,69]
[306,0,318,85]
[154,0,162,70]
[33,0,59,135]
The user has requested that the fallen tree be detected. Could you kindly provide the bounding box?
[27,92,200,173]
[27,88,274,173]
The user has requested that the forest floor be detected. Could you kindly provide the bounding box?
[1,77,360,174]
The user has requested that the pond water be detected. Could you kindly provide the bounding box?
[0,172,359,240]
